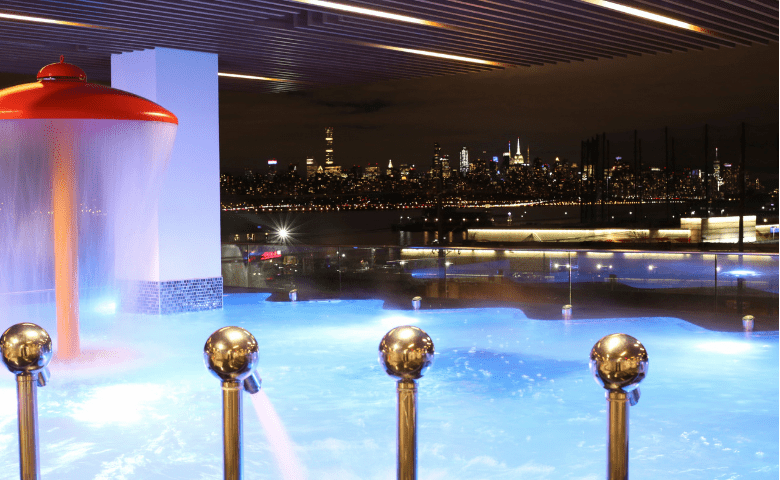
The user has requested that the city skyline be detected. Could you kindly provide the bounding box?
[0,43,774,183]
[217,43,777,182]
[231,121,777,193]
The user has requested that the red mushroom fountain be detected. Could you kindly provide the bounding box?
[0,56,177,360]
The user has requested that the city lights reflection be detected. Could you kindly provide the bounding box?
[725,269,759,277]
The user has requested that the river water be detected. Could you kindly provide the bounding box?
[224,204,669,246]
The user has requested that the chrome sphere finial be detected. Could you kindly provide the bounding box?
[590,333,648,392]
[1,323,52,375]
[204,326,259,382]
[379,325,434,380]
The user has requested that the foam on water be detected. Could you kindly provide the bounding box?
[0,294,777,479]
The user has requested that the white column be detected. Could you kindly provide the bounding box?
[111,48,222,313]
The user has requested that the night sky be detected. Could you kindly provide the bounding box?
[219,42,778,183]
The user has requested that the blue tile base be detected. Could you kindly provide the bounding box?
[121,277,223,314]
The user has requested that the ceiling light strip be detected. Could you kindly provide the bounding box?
[0,11,118,30]
[290,0,447,28]
[218,73,303,83]
[578,0,720,37]
[347,40,508,67]
[378,45,506,66]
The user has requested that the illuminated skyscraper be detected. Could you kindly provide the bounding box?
[432,142,441,176]
[713,147,723,192]
[364,163,379,179]
[502,141,512,167]
[306,156,317,178]
[324,127,341,175]
[511,137,525,165]
[325,127,334,165]
[459,147,469,174]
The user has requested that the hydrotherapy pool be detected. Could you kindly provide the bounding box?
[0,294,777,479]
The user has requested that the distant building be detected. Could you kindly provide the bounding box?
[502,141,511,167]
[325,127,334,166]
[267,158,278,175]
[441,154,451,178]
[432,142,442,176]
[306,157,317,178]
[387,159,394,176]
[325,165,341,176]
[364,163,380,179]
[459,147,469,174]
[510,138,525,166]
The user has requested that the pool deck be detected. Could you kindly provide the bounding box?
[226,279,779,333]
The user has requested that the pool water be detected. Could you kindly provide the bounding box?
[1,294,777,479]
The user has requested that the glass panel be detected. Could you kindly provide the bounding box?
[222,246,778,314]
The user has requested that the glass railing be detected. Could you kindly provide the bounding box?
[222,244,778,313]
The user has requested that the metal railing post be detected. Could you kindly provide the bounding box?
[379,326,435,480]
[590,333,648,480]
[1,323,52,480]
[204,326,262,480]
[568,251,572,305]
[412,296,421,311]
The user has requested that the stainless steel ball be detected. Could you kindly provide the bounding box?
[1,323,52,374]
[379,325,434,380]
[204,326,259,382]
[590,333,648,391]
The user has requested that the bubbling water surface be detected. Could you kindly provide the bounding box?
[0,295,776,479]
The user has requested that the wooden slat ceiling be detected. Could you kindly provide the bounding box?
[0,0,776,93]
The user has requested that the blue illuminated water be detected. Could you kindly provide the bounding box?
[1,294,777,479]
